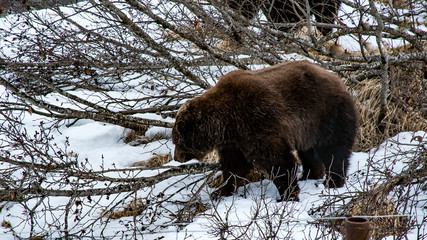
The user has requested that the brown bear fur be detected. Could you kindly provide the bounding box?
[224,0,341,36]
[172,60,358,201]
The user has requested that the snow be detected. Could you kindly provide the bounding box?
[0,0,426,239]
[0,109,425,239]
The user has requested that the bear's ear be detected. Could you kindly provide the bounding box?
[186,102,203,118]
[176,119,187,135]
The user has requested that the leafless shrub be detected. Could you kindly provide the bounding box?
[0,0,426,238]
[204,180,295,239]
[0,107,219,238]
[311,133,426,239]
[0,0,425,135]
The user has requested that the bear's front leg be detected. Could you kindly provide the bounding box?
[272,167,300,201]
[215,145,253,197]
[215,170,238,197]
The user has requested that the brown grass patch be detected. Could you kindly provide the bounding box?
[1,220,11,228]
[104,198,146,219]
[352,62,427,151]
[122,127,148,144]
[171,201,210,224]
[373,0,410,9]
[30,236,46,240]
[216,38,245,51]
[130,154,172,168]
[123,128,169,146]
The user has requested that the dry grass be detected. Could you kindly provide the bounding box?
[104,198,146,219]
[122,128,148,144]
[333,196,410,239]
[216,37,245,51]
[373,0,410,9]
[1,220,11,228]
[130,154,172,168]
[171,201,210,223]
[30,236,46,240]
[334,60,425,237]
[352,62,427,151]
[122,128,169,146]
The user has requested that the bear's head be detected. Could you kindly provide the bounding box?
[173,146,196,162]
[172,100,222,157]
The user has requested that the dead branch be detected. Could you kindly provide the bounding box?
[0,160,219,201]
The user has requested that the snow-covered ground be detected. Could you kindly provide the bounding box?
[0,0,426,239]
[0,109,425,239]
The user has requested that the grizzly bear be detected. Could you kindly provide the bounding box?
[172,61,358,201]
[224,0,341,35]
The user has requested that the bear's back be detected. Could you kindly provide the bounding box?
[253,61,345,93]
[219,61,349,110]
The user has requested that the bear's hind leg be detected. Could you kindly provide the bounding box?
[298,148,325,180]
